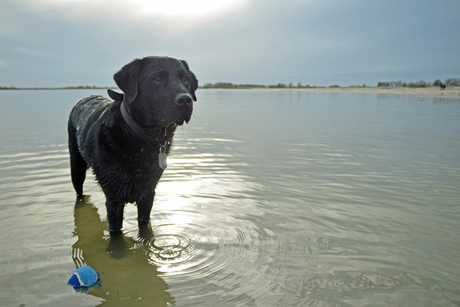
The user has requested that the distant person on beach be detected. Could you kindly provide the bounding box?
[440,83,446,90]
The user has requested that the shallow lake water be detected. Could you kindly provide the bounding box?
[0,89,459,306]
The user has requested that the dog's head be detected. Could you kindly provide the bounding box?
[114,56,198,132]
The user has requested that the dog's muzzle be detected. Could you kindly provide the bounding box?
[173,93,193,125]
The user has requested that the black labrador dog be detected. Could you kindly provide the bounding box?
[68,56,198,232]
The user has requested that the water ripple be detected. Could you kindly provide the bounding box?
[1,90,460,306]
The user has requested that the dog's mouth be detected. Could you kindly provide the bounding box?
[173,118,188,126]
[159,116,189,132]
[175,119,185,126]
[172,114,191,127]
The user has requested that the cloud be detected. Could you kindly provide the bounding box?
[1,0,460,87]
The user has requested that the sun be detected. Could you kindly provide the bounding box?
[132,0,247,16]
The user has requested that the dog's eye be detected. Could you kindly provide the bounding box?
[154,76,161,82]
[183,77,189,83]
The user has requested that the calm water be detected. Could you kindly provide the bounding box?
[0,89,459,306]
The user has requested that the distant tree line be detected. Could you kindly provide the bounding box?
[202,82,348,89]
[202,82,237,88]
[203,79,460,89]
[266,83,368,88]
[202,82,268,89]
[267,82,312,88]
[377,78,460,88]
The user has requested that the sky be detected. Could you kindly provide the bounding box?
[1,0,459,87]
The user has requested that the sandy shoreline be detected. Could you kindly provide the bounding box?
[272,86,460,99]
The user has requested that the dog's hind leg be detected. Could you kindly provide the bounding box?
[70,152,87,198]
[68,125,87,198]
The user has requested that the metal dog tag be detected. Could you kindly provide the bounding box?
[159,146,167,169]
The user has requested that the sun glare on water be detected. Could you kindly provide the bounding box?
[132,0,247,16]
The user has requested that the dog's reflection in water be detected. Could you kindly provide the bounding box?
[72,196,173,306]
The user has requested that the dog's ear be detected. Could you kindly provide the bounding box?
[107,89,124,101]
[181,60,198,102]
[190,71,199,102]
[113,58,142,104]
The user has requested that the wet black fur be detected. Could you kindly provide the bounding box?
[68,56,198,232]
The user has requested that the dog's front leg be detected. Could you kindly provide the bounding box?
[106,200,125,232]
[137,192,155,224]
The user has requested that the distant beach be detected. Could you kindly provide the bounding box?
[199,86,460,99]
[2,85,459,99]
[282,86,460,98]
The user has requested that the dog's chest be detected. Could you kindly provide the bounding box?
[123,151,162,184]
[95,149,164,201]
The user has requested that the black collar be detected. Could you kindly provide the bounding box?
[120,100,157,141]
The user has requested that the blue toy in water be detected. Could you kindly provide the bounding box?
[68,266,100,289]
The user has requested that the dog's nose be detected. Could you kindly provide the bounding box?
[175,93,193,105]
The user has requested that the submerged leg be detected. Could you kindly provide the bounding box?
[106,200,125,232]
[137,192,155,224]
